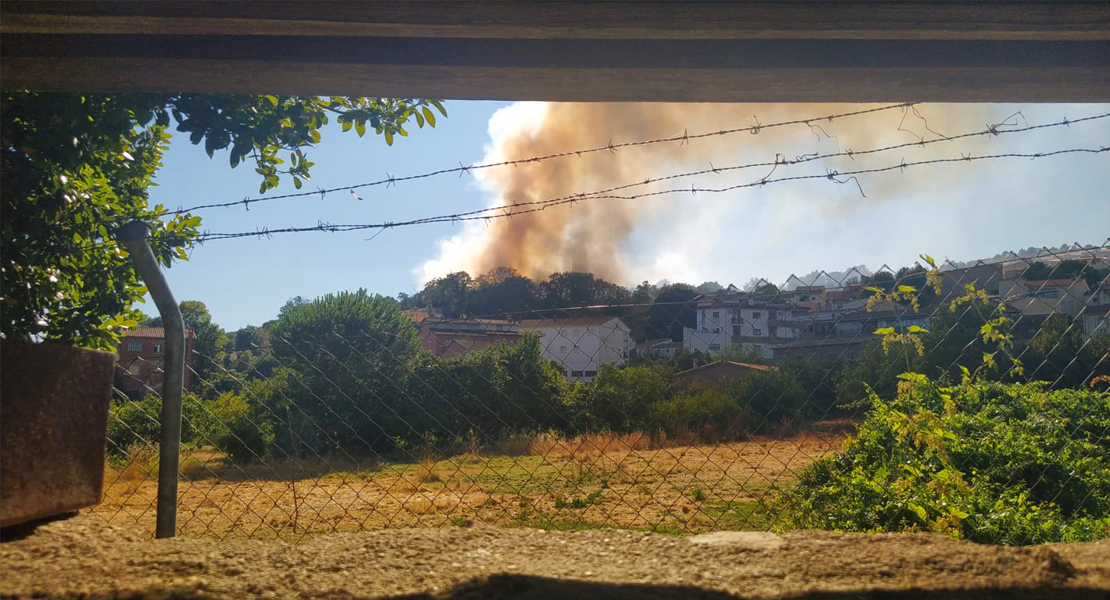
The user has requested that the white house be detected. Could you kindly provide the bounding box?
[517,316,633,381]
[683,290,800,359]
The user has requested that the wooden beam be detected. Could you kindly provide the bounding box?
[4,1,1108,41]
[2,2,1108,101]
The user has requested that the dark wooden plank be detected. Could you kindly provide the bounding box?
[5,57,1108,102]
[3,1,1108,41]
[3,1,1107,100]
[5,35,1107,69]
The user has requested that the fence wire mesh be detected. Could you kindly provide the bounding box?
[97,243,1110,544]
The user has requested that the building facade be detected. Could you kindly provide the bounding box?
[683,289,801,358]
[415,318,521,358]
[517,316,633,381]
[115,327,197,397]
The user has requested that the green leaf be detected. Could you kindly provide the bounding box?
[919,253,937,268]
[907,502,928,521]
[866,286,883,293]
[385,131,394,146]
[355,121,366,137]
[874,327,895,335]
[264,95,279,106]
[293,177,302,189]
[906,325,929,333]
[897,285,917,293]
[342,120,352,132]
[422,106,436,127]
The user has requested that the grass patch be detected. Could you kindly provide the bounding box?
[554,491,604,509]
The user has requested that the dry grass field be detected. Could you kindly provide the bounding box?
[91,431,843,541]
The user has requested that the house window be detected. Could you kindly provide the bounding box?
[571,370,585,377]
[153,344,162,354]
[560,345,568,354]
[712,311,719,319]
[753,328,762,336]
[701,326,708,332]
[584,370,597,378]
[709,344,721,351]
[752,311,761,319]
[127,341,142,352]
[713,327,720,333]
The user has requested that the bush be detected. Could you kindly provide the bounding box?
[727,369,807,429]
[780,376,1110,544]
[576,364,673,431]
[649,387,750,442]
[107,391,271,463]
[200,392,272,463]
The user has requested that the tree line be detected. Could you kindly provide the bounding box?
[109,275,1110,464]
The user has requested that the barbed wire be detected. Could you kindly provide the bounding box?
[172,103,918,215]
[195,144,1110,242]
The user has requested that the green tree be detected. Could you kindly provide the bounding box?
[1022,259,1086,282]
[267,290,419,452]
[2,92,445,349]
[539,272,631,309]
[233,325,268,352]
[578,364,673,431]
[647,285,699,341]
[418,271,473,318]
[468,267,537,317]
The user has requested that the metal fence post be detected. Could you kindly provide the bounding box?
[117,221,184,539]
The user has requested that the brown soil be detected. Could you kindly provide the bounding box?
[95,437,838,540]
[2,514,1107,599]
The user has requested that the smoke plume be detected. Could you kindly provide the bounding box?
[420,102,1012,285]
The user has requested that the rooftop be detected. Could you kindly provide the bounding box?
[517,316,621,328]
[121,327,197,340]
[674,360,777,377]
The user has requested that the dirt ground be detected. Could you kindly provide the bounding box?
[2,514,1108,599]
[93,436,838,540]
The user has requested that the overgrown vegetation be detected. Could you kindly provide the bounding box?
[780,377,1110,544]
[103,254,1110,544]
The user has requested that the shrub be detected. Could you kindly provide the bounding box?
[107,392,210,459]
[577,364,673,431]
[201,392,272,463]
[779,376,1110,544]
[649,387,749,442]
[727,369,807,429]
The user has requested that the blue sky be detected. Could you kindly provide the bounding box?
[152,101,509,328]
[150,102,1110,331]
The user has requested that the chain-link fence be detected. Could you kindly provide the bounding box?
[96,243,1110,544]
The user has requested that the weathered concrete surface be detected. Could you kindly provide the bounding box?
[0,341,115,527]
[1,515,1108,599]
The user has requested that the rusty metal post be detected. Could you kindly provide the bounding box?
[116,221,184,538]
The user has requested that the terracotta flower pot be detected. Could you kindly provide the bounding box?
[1,340,115,527]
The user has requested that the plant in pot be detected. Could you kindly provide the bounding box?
[1,92,445,528]
[0,93,198,527]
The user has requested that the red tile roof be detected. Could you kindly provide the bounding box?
[122,326,197,340]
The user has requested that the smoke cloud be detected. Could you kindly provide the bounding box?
[419,102,1024,286]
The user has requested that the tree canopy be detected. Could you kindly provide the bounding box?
[1,92,445,349]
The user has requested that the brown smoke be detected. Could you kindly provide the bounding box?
[463,103,992,282]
